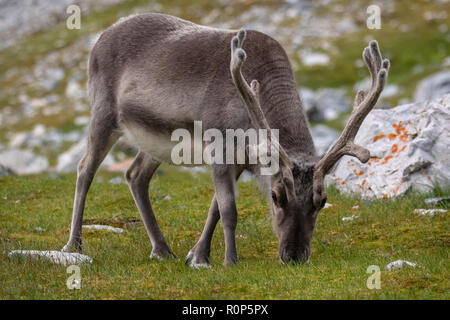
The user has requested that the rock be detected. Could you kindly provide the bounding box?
[386,260,417,271]
[323,203,332,209]
[74,116,90,126]
[414,208,447,216]
[326,94,450,199]
[414,71,450,102]
[39,68,65,91]
[352,205,359,209]
[0,149,48,175]
[315,88,350,121]
[8,250,92,266]
[83,224,125,233]
[0,163,14,177]
[299,88,350,122]
[66,79,85,100]
[299,88,321,122]
[109,177,124,184]
[56,139,115,173]
[163,195,172,201]
[424,196,450,205]
[342,215,358,221]
[301,52,330,66]
[310,125,340,155]
[239,170,254,182]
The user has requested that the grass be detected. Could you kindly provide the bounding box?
[0,165,448,299]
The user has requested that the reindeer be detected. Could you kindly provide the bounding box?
[62,13,389,267]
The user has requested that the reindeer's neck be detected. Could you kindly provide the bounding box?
[258,67,317,159]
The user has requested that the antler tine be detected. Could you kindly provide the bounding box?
[230,30,292,169]
[315,40,390,177]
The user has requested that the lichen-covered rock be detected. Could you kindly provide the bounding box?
[326,94,450,198]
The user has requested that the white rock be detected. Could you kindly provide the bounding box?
[56,139,115,173]
[424,196,450,205]
[414,71,450,102]
[0,149,49,175]
[386,260,417,271]
[109,176,124,184]
[352,205,359,209]
[74,116,90,126]
[323,203,333,209]
[83,224,125,233]
[301,52,330,66]
[8,250,92,266]
[65,79,84,100]
[342,215,359,221]
[163,195,172,200]
[315,88,350,121]
[326,94,450,198]
[414,208,447,216]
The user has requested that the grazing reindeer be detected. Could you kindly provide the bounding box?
[62,13,389,267]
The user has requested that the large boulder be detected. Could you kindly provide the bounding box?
[414,70,450,102]
[326,94,450,198]
[0,149,49,175]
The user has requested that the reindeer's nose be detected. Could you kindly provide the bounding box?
[280,246,310,264]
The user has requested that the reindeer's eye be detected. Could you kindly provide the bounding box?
[271,191,278,203]
[320,197,327,208]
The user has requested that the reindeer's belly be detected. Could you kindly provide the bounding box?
[121,122,203,165]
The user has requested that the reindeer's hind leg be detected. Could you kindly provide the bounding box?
[62,107,120,252]
[126,151,175,259]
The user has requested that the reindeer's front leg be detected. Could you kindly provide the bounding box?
[211,164,240,266]
[186,167,243,268]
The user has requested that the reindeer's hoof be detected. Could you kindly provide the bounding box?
[61,241,82,253]
[185,251,211,269]
[224,256,239,267]
[150,247,176,260]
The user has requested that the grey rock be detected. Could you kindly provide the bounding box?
[414,70,450,102]
[0,149,49,175]
[310,125,340,155]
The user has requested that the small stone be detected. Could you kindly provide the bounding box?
[386,260,417,271]
[83,224,125,233]
[342,215,359,221]
[414,208,447,216]
[8,250,92,266]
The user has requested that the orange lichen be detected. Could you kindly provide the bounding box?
[381,155,393,165]
[341,181,345,185]
[388,133,397,140]
[400,145,407,152]
[383,194,388,199]
[373,134,385,142]
[391,144,398,153]
[362,179,366,186]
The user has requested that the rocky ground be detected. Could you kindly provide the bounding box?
[0,0,449,197]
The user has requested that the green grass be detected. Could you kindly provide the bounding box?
[0,166,448,299]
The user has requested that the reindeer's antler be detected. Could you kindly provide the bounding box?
[313,40,390,207]
[230,30,292,169]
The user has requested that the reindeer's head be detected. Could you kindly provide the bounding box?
[231,30,390,264]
